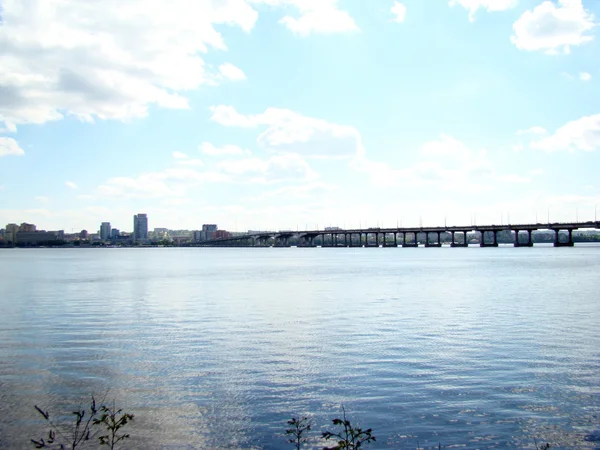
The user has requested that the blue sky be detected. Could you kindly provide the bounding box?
[1,0,599,233]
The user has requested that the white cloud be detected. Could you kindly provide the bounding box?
[580,72,592,81]
[209,105,258,128]
[511,0,595,54]
[0,122,17,133]
[96,151,314,199]
[200,142,250,157]
[352,134,533,192]
[176,158,205,167]
[172,151,189,159]
[251,0,359,35]
[496,173,531,184]
[391,2,407,23]
[531,113,600,152]
[35,196,51,203]
[219,63,247,81]
[248,182,337,201]
[0,0,260,128]
[449,0,518,21]
[517,126,548,135]
[65,181,78,189]
[97,168,229,199]
[216,153,316,183]
[0,137,24,157]
[210,105,362,158]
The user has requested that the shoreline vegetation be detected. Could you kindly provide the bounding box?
[29,395,556,450]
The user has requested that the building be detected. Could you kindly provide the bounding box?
[80,230,89,240]
[100,222,112,241]
[111,228,120,239]
[4,223,19,243]
[19,222,36,232]
[193,225,218,241]
[15,230,64,246]
[214,230,231,240]
[133,213,148,242]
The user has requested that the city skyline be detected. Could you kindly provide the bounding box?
[1,0,600,232]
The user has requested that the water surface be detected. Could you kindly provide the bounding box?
[1,246,599,449]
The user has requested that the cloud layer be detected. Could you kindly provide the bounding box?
[449,0,518,21]
[531,114,600,152]
[210,105,363,158]
[0,137,25,157]
[511,0,595,54]
[0,0,263,130]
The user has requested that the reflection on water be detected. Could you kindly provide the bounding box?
[1,246,599,449]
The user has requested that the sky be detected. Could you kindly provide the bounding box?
[1,0,600,233]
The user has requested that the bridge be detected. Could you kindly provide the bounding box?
[192,222,600,248]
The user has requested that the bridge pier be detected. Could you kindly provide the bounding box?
[383,232,398,247]
[299,235,317,247]
[425,231,442,247]
[275,236,291,247]
[480,230,499,247]
[450,230,468,247]
[514,230,533,247]
[554,229,575,247]
[349,233,360,247]
[403,232,418,247]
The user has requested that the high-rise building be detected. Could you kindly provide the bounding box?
[19,222,36,232]
[100,222,111,241]
[4,224,19,243]
[111,228,120,239]
[133,214,148,242]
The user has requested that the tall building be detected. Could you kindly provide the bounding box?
[4,223,19,243]
[195,224,218,241]
[133,213,148,242]
[100,222,111,241]
[19,222,36,232]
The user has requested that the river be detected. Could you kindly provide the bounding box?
[0,246,599,449]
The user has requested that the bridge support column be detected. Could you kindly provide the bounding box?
[425,231,442,247]
[480,231,499,247]
[554,229,575,247]
[384,232,397,247]
[369,232,377,247]
[450,231,468,247]
[394,232,398,246]
[403,232,418,247]
[514,230,533,247]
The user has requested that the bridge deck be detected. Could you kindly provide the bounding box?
[192,222,599,247]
